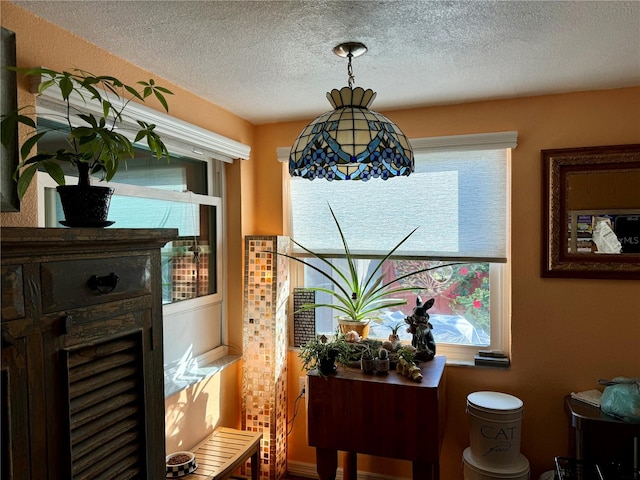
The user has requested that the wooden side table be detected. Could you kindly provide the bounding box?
[307,355,446,480]
[181,427,262,480]
[564,395,640,467]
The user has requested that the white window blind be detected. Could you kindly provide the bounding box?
[288,132,516,262]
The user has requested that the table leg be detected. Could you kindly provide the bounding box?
[343,452,357,480]
[316,448,338,480]
[575,425,584,461]
[413,461,437,480]
[250,449,259,480]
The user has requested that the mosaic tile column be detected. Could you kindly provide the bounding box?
[243,236,289,480]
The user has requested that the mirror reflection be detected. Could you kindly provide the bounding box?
[566,169,640,255]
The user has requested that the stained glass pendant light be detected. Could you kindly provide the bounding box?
[289,42,414,181]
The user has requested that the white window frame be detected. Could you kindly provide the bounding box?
[37,172,223,304]
[280,131,516,365]
[33,84,251,393]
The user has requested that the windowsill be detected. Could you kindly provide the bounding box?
[289,346,510,369]
[164,349,241,398]
[445,358,475,367]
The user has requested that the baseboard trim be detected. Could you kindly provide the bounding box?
[287,460,409,480]
[287,461,322,479]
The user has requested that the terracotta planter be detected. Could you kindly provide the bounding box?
[337,317,371,339]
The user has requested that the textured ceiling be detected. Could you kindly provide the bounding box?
[11,0,640,125]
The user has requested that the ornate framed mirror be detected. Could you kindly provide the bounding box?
[542,144,640,279]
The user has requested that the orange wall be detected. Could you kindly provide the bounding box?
[3,2,640,477]
[255,88,640,478]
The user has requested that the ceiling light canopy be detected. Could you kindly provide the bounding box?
[289,42,414,181]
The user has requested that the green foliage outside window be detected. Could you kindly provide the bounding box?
[390,261,490,333]
[447,263,490,332]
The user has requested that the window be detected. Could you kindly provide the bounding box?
[37,141,226,362]
[33,83,250,391]
[286,131,516,363]
[42,168,221,304]
[36,119,223,307]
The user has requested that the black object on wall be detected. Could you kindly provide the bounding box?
[1,27,19,212]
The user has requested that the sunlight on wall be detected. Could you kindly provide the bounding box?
[165,375,221,453]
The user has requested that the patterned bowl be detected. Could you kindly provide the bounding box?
[166,451,197,477]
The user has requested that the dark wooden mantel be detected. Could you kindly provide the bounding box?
[2,227,178,479]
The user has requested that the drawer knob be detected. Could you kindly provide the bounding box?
[87,272,119,294]
[61,315,73,334]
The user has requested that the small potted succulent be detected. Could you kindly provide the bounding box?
[388,322,404,348]
[0,67,173,226]
[360,346,375,373]
[374,347,390,374]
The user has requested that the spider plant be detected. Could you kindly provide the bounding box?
[281,205,459,323]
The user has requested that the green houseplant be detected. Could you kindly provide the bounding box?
[298,333,353,376]
[281,205,458,338]
[0,67,173,225]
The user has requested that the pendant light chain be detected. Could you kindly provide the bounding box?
[347,52,355,88]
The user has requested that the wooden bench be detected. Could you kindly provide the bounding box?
[179,427,262,480]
